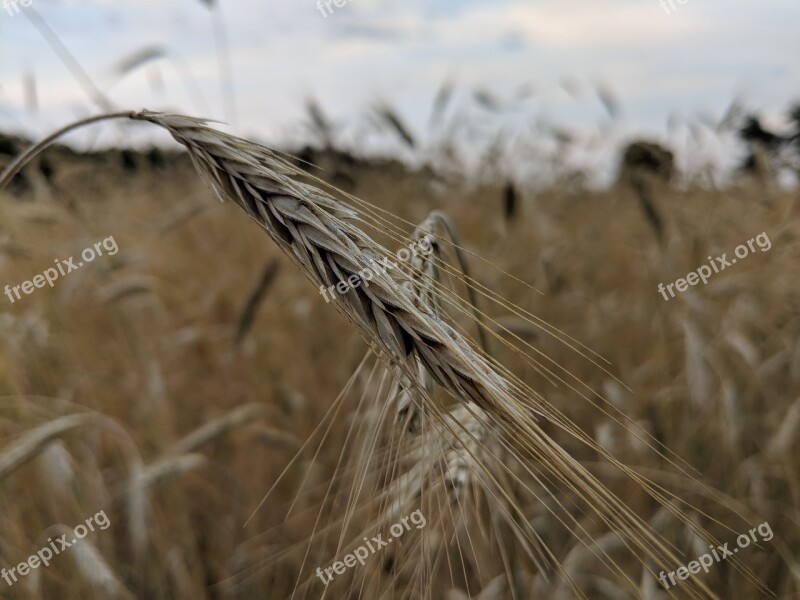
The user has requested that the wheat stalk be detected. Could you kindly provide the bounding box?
[0,413,140,481]
[167,402,267,455]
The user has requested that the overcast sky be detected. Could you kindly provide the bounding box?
[0,0,798,163]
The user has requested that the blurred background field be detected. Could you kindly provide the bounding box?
[0,110,798,597]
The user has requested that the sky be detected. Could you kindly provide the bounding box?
[0,0,798,177]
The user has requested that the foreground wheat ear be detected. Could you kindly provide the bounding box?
[0,111,764,600]
[1,110,504,410]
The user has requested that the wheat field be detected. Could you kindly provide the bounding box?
[0,109,798,600]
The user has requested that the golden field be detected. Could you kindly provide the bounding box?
[0,137,798,599]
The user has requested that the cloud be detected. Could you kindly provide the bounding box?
[428,3,702,48]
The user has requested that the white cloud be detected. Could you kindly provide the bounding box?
[427,3,702,48]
